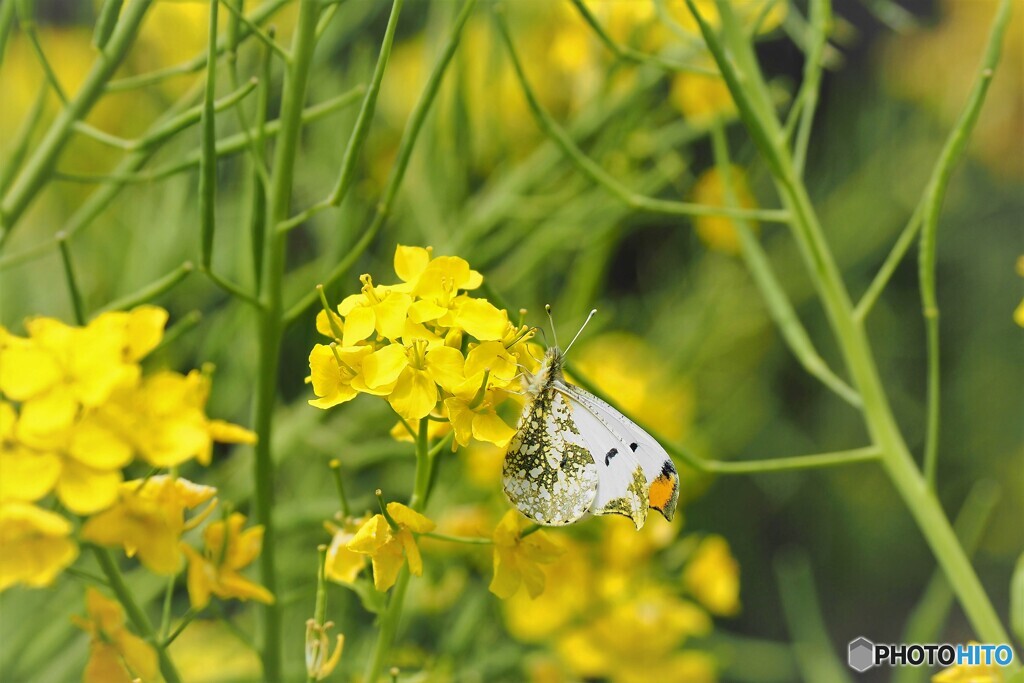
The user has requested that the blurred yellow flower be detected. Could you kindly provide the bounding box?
[182,513,273,610]
[490,510,564,599]
[83,369,255,469]
[684,534,741,616]
[0,402,60,504]
[348,502,436,591]
[324,517,368,586]
[502,541,594,642]
[82,476,217,575]
[166,620,261,683]
[0,501,78,591]
[556,587,713,683]
[670,69,736,123]
[691,165,759,255]
[881,0,1023,178]
[73,588,158,683]
[573,333,694,442]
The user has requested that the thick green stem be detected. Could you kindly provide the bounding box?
[688,0,1016,657]
[251,2,321,679]
[92,547,182,683]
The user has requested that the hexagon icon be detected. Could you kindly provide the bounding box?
[848,637,875,673]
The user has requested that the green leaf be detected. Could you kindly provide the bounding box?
[347,577,388,615]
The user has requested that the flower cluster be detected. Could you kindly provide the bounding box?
[502,518,739,682]
[308,245,534,449]
[0,307,269,608]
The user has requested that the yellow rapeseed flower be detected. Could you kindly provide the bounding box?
[690,165,759,255]
[72,587,158,683]
[0,401,60,503]
[361,341,466,420]
[82,476,217,575]
[323,517,368,586]
[0,501,78,591]
[307,344,376,409]
[347,502,436,591]
[489,510,564,599]
[684,534,741,616]
[182,513,274,610]
[556,587,713,683]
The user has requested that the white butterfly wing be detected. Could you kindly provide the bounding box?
[557,385,650,529]
[558,381,680,523]
[503,387,600,526]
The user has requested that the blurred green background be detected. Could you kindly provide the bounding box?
[1,1,1021,681]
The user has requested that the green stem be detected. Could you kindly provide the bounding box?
[56,233,86,324]
[251,2,322,679]
[690,0,1016,657]
[918,0,1010,491]
[497,15,790,226]
[92,547,182,683]
[422,532,492,546]
[364,418,434,682]
[709,119,860,408]
[567,0,716,75]
[0,0,156,242]
[97,261,195,314]
[103,0,291,92]
[895,481,1000,683]
[283,0,477,323]
[199,0,219,270]
[326,0,403,207]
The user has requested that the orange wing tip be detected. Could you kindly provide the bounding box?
[648,466,679,522]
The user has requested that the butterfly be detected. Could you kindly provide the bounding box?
[502,308,679,529]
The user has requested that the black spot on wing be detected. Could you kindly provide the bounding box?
[605,448,618,466]
[661,460,677,477]
[629,442,638,452]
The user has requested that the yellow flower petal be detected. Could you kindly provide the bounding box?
[373,293,412,340]
[424,346,465,393]
[361,344,409,390]
[408,299,448,324]
[388,367,437,420]
[83,642,135,683]
[0,446,61,503]
[57,459,122,515]
[393,245,432,284]
[0,502,78,591]
[208,420,256,445]
[341,306,375,347]
[465,341,517,383]
[386,503,436,533]
[123,305,168,361]
[0,342,62,400]
[347,515,393,554]
[325,525,367,585]
[472,411,516,448]
[454,299,508,341]
[116,630,160,681]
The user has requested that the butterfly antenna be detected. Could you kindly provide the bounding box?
[544,304,559,349]
[563,309,597,356]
